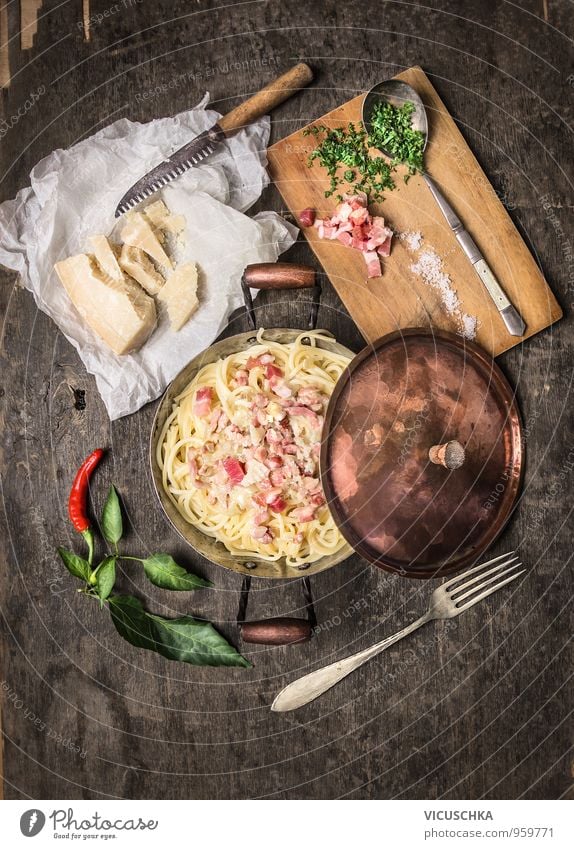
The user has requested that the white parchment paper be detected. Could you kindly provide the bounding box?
[0,95,297,419]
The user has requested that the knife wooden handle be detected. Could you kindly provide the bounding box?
[218,63,313,135]
[243,262,316,289]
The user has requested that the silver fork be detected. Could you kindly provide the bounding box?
[271,552,525,712]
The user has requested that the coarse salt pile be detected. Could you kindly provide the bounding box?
[411,249,461,316]
[400,230,423,252]
[403,233,480,341]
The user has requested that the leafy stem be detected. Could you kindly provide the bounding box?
[57,480,247,668]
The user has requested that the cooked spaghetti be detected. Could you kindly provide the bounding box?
[157,330,351,566]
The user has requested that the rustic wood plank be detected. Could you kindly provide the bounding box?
[268,66,562,357]
[0,0,10,88]
[20,0,43,50]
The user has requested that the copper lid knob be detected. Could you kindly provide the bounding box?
[429,440,466,470]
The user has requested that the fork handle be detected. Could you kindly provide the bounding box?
[271,613,432,712]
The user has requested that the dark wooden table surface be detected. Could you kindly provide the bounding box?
[1,0,572,801]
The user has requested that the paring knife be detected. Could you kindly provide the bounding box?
[423,174,526,337]
[115,63,314,218]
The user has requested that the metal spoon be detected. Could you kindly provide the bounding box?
[362,80,525,337]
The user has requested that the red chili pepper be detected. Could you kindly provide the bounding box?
[68,449,104,562]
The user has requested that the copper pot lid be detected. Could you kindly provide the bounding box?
[321,329,523,578]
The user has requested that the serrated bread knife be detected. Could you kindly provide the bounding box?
[115,63,313,218]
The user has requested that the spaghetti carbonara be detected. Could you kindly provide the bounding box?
[157,330,351,566]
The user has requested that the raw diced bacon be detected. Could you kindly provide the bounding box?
[377,235,392,257]
[223,457,245,485]
[364,250,382,278]
[193,386,213,416]
[299,208,316,227]
[313,194,392,279]
[336,230,352,247]
[349,206,369,226]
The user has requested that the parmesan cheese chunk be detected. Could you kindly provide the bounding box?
[54,254,156,355]
[143,199,185,235]
[157,262,199,331]
[89,235,123,280]
[119,244,165,295]
[121,212,173,270]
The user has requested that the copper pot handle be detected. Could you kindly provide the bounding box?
[243,263,316,289]
[237,575,316,647]
[241,263,321,330]
[241,618,313,645]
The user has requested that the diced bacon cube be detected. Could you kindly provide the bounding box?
[193,386,213,417]
[272,380,292,399]
[336,231,353,247]
[349,206,369,225]
[223,457,245,486]
[364,250,382,278]
[377,235,392,257]
[299,208,316,227]
[253,509,270,526]
[267,495,286,513]
[291,505,316,523]
[265,364,283,380]
[234,369,249,386]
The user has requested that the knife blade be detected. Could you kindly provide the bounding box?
[423,174,526,337]
[115,63,313,218]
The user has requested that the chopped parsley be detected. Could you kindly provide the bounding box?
[369,100,425,178]
[303,100,425,199]
[303,122,395,201]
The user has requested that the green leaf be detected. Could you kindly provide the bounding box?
[101,485,123,546]
[108,595,157,652]
[57,548,92,583]
[108,595,251,668]
[95,556,116,602]
[140,554,212,591]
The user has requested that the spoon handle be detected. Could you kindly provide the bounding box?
[423,174,525,337]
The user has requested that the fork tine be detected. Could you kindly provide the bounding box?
[454,562,522,603]
[449,554,520,598]
[444,551,516,591]
[457,569,526,612]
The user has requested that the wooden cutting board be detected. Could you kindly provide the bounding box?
[268,66,561,356]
